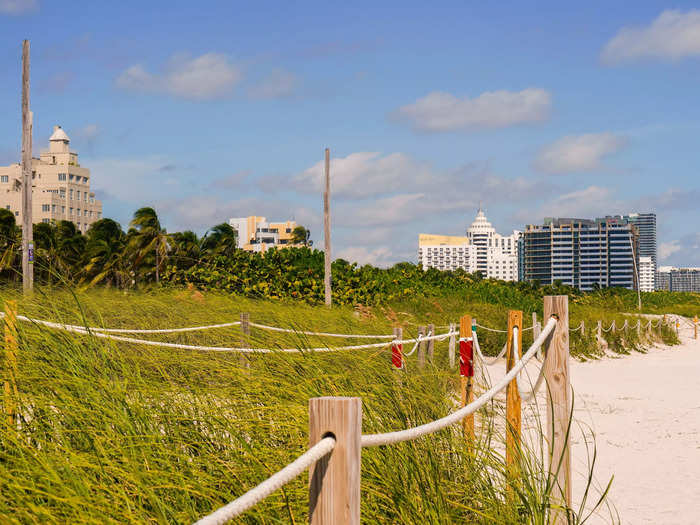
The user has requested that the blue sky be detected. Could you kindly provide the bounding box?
[1,0,699,266]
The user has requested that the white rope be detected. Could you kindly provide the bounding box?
[194,436,336,525]
[249,322,394,339]
[472,330,508,366]
[512,327,546,403]
[16,314,455,354]
[403,333,423,357]
[475,323,507,333]
[601,322,615,333]
[360,318,558,447]
[568,321,584,333]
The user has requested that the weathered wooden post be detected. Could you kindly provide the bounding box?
[459,315,474,440]
[448,323,456,369]
[505,310,523,493]
[580,320,585,336]
[694,316,698,340]
[543,296,571,523]
[4,301,18,426]
[417,326,425,369]
[309,397,361,525]
[427,323,435,364]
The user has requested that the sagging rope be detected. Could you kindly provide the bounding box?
[249,322,394,339]
[360,318,557,447]
[194,436,336,525]
[512,326,546,403]
[15,314,456,354]
[472,330,507,366]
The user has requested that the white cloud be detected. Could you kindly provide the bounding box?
[335,246,396,267]
[659,240,681,261]
[88,156,175,203]
[515,186,627,223]
[248,69,298,99]
[116,53,242,100]
[78,124,100,141]
[602,9,700,63]
[392,88,551,132]
[294,151,435,199]
[534,132,627,174]
[0,0,37,14]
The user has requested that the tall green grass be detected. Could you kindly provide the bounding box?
[0,287,676,523]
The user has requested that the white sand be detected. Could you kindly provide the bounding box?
[568,321,700,524]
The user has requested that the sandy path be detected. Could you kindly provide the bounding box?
[568,322,700,524]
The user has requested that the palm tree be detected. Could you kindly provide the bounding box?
[129,207,169,284]
[33,222,60,283]
[170,230,201,270]
[0,209,20,279]
[291,226,310,246]
[201,223,238,258]
[82,219,129,287]
[56,220,86,272]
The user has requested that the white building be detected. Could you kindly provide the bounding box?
[417,208,520,281]
[638,256,655,292]
[465,207,520,281]
[229,216,298,252]
[418,234,478,272]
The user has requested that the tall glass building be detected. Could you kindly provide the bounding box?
[604,213,657,290]
[523,217,636,291]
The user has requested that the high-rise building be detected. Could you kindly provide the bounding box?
[418,208,520,281]
[418,234,478,272]
[522,217,636,291]
[229,216,299,252]
[655,267,700,292]
[0,126,103,233]
[465,207,520,281]
[638,256,655,293]
[604,213,657,290]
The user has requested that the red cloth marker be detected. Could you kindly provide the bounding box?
[392,342,403,369]
[459,338,474,377]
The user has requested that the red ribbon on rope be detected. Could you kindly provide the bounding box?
[459,338,473,377]
[392,342,403,369]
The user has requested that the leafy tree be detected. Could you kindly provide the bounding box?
[170,230,201,270]
[55,220,85,273]
[0,209,20,278]
[83,219,129,287]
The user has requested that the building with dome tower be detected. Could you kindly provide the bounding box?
[0,126,103,233]
[418,206,520,281]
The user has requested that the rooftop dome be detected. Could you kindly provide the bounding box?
[467,205,496,234]
[49,125,70,143]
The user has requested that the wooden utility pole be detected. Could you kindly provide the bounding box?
[543,296,571,523]
[505,310,523,490]
[309,397,361,525]
[21,40,33,293]
[323,148,331,307]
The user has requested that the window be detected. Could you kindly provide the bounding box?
[58,173,67,181]
[77,191,80,200]
[84,194,87,202]
[14,212,18,216]
[69,189,73,200]
[69,207,73,215]
[42,204,50,212]
[69,174,74,181]
[77,209,81,217]
[5,205,9,210]
[42,218,49,224]
[52,205,56,212]
[83,177,88,183]
[61,206,65,213]
[0,176,7,183]
[60,188,66,197]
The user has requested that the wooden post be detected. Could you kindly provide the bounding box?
[694,316,698,340]
[427,323,434,364]
[459,315,474,440]
[309,397,361,525]
[417,326,425,369]
[597,320,602,342]
[506,310,523,491]
[543,296,571,522]
[391,327,403,370]
[533,318,542,356]
[323,148,332,307]
[580,320,585,336]
[4,301,19,426]
[21,41,33,294]
[448,323,456,369]
[239,312,250,369]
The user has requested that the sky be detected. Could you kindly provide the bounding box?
[1,0,699,267]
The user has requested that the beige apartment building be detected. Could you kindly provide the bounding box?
[0,126,102,233]
[229,216,299,252]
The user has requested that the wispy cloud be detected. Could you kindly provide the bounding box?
[116,53,242,100]
[248,69,298,99]
[0,0,37,15]
[533,132,627,174]
[602,9,700,63]
[391,88,551,132]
